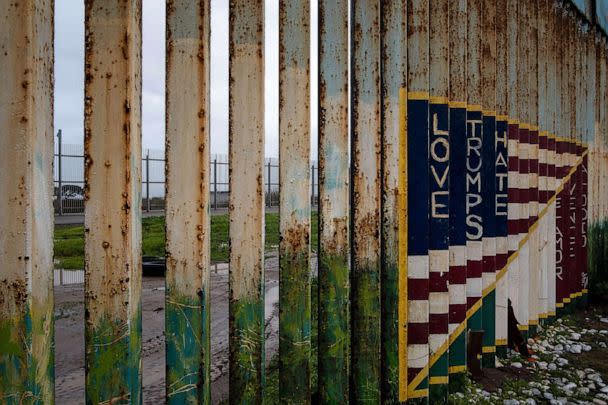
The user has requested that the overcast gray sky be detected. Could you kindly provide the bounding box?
[54,1,318,159]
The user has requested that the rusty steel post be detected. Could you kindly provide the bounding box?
[565,12,577,314]
[516,0,530,335]
[506,0,521,338]
[380,1,407,402]
[278,0,311,401]
[447,0,468,388]
[0,1,54,403]
[406,0,430,401]
[537,0,549,328]
[228,0,265,402]
[428,0,450,400]
[465,0,484,335]
[83,1,143,403]
[546,0,559,324]
[480,0,497,369]
[494,0,510,359]
[165,1,211,403]
[317,0,350,402]
[527,0,540,337]
[350,0,381,402]
[556,4,569,316]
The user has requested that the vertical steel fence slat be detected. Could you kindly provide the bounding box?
[556,4,567,315]
[278,0,311,401]
[527,0,541,336]
[465,0,484,334]
[165,1,211,403]
[494,0,510,358]
[516,0,530,334]
[447,0,468,388]
[428,0,450,400]
[406,0,430,400]
[317,0,350,402]
[0,1,55,403]
[480,0,497,369]
[537,0,549,329]
[228,0,265,402]
[84,1,143,403]
[547,0,558,324]
[380,1,407,402]
[506,0,521,334]
[350,0,382,401]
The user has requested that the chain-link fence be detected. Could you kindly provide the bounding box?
[54,132,318,215]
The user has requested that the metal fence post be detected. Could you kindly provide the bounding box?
[268,160,272,207]
[351,0,382,401]
[214,158,218,209]
[318,0,350,401]
[165,1,212,401]
[310,164,315,206]
[0,1,55,400]
[83,1,143,403]
[381,1,407,401]
[58,129,63,216]
[229,0,265,402]
[146,149,150,212]
[278,1,311,399]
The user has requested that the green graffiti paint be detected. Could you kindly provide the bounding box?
[0,302,54,405]
[229,297,264,404]
[381,258,399,404]
[318,253,349,403]
[350,264,381,403]
[165,287,210,404]
[279,251,311,403]
[85,310,142,405]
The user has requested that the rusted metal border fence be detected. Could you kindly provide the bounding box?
[3,1,608,404]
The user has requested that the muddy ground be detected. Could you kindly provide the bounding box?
[54,252,301,404]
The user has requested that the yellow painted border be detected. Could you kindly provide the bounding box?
[482,346,496,354]
[430,376,449,385]
[398,88,408,402]
[448,100,467,108]
[408,389,429,399]
[409,91,429,100]
[430,96,449,104]
[449,365,467,374]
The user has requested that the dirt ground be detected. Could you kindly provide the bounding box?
[54,253,290,404]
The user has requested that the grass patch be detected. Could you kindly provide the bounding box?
[54,212,318,269]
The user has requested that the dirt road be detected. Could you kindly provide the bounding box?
[54,253,294,404]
